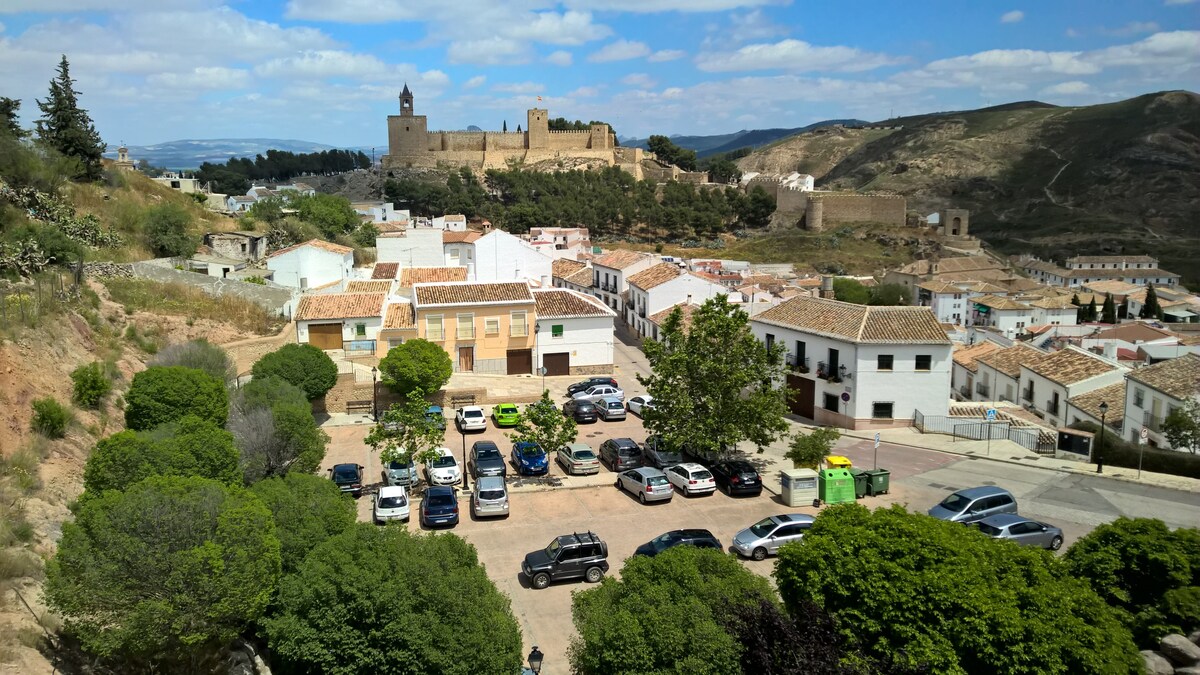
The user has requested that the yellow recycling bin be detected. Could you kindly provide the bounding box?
[825,455,852,470]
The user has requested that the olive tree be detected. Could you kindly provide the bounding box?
[124,365,227,431]
[507,391,577,455]
[364,389,445,467]
[250,343,338,400]
[228,376,328,483]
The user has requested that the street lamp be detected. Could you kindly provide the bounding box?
[459,422,469,491]
[1096,401,1108,474]
[527,646,544,674]
[534,322,542,385]
[371,366,379,421]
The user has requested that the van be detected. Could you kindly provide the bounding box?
[927,486,1017,524]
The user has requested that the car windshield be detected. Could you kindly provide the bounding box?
[977,522,1003,536]
[499,406,517,414]
[432,456,456,468]
[476,448,501,459]
[379,496,406,508]
[572,449,596,460]
[545,539,562,557]
[647,476,668,487]
[518,445,544,457]
[478,489,505,500]
[940,493,971,512]
[387,461,411,471]
[333,467,358,480]
[463,410,483,418]
[749,517,778,538]
[577,402,595,410]
[619,446,639,456]
[606,401,621,409]
[426,494,453,507]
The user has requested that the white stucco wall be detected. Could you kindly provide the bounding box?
[927,292,967,324]
[467,230,555,283]
[297,317,383,344]
[1031,307,1079,327]
[1020,362,1125,429]
[377,229,444,267]
[1124,380,1191,450]
[534,315,614,369]
[266,246,353,289]
[628,273,730,337]
[974,362,1020,404]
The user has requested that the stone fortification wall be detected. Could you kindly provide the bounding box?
[776,185,808,212]
[485,131,527,150]
[677,171,709,185]
[129,260,298,313]
[745,176,782,199]
[546,130,594,150]
[438,132,486,151]
[797,193,906,231]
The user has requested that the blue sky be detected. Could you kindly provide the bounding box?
[0,1,1196,147]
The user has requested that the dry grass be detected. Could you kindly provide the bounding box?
[0,548,43,584]
[103,278,286,335]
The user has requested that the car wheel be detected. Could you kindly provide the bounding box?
[639,492,647,504]
[751,547,768,561]
[614,478,622,490]
[531,572,551,590]
[585,566,604,583]
[683,486,691,497]
[1049,535,1063,551]
[723,483,732,496]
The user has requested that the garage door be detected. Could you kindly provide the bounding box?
[308,323,343,350]
[506,349,533,375]
[544,352,570,376]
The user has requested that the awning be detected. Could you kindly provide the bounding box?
[1165,310,1196,319]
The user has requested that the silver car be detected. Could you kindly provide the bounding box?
[471,475,509,518]
[557,443,600,475]
[572,385,624,404]
[976,514,1064,550]
[642,435,683,469]
[731,514,814,561]
[928,486,1017,524]
[616,467,673,504]
[383,459,419,488]
[596,397,626,421]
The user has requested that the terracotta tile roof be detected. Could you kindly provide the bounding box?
[593,249,649,270]
[443,230,483,244]
[754,296,949,344]
[295,292,386,321]
[1068,255,1158,265]
[1027,348,1121,386]
[1028,295,1077,310]
[1126,353,1200,400]
[649,303,699,331]
[533,289,613,318]
[345,280,395,293]
[627,263,683,290]
[266,238,354,259]
[898,256,1004,275]
[382,302,416,330]
[952,341,1002,373]
[400,267,469,286]
[413,281,534,307]
[918,280,963,294]
[1000,277,1043,292]
[958,281,1009,294]
[372,263,399,279]
[742,274,776,287]
[564,266,594,286]
[1094,323,1177,343]
[377,222,407,233]
[1068,382,1126,427]
[793,277,822,288]
[1081,280,1142,296]
[972,295,1030,311]
[552,258,587,280]
[976,343,1049,378]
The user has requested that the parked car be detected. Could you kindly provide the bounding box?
[522,532,609,589]
[595,397,626,421]
[634,529,723,557]
[469,440,507,478]
[976,514,1064,550]
[383,458,419,489]
[562,399,599,423]
[420,485,459,528]
[471,475,510,518]
[684,442,737,464]
[616,467,673,504]
[571,385,624,404]
[709,460,763,497]
[928,486,1018,524]
[567,377,618,396]
[511,442,549,476]
[557,443,600,475]
[373,485,410,524]
[455,406,487,432]
[492,403,521,428]
[626,395,654,417]
[642,435,683,469]
[329,463,364,497]
[425,405,446,430]
[731,514,815,561]
[599,438,643,471]
[424,447,462,486]
[665,462,716,497]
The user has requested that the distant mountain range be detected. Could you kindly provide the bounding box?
[102,138,372,169]
[622,119,867,158]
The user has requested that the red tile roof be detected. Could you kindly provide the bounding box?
[295,292,385,320]
[372,263,399,279]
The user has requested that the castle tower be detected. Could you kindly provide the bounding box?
[526,108,549,150]
[385,84,428,167]
[399,83,414,117]
[939,209,970,236]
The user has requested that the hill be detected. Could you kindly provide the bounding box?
[623,119,867,157]
[738,91,1200,286]
[102,138,351,169]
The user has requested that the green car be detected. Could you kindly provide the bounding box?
[492,403,521,427]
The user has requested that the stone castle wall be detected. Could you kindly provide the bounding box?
[777,192,906,232]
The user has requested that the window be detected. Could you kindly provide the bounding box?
[878,355,894,371]
[823,393,839,412]
[425,315,444,340]
[510,311,528,337]
[765,333,774,350]
[457,314,474,339]
[552,324,564,338]
[1133,389,1144,407]
[387,338,404,349]
[915,355,932,371]
[355,323,366,337]
[484,318,500,336]
[872,402,894,419]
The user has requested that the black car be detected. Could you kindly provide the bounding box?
[469,440,507,478]
[709,460,763,496]
[562,399,599,423]
[523,532,609,589]
[566,377,618,397]
[599,438,643,471]
[634,529,724,557]
[329,463,364,497]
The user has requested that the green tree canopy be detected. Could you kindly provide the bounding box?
[35,55,104,180]
[228,375,328,483]
[143,202,198,258]
[248,473,355,573]
[507,390,577,455]
[150,338,235,383]
[647,135,698,171]
[83,416,240,495]
[1162,399,1200,454]
[705,157,743,185]
[786,427,841,469]
[775,504,1140,674]
[832,277,871,304]
[1140,285,1163,319]
[0,96,26,138]
[293,192,359,240]
[264,525,522,674]
[1101,292,1117,324]
[251,343,338,400]
[124,365,228,431]
[365,389,446,467]
[378,338,453,396]
[868,283,912,306]
[45,476,280,667]
[640,295,790,459]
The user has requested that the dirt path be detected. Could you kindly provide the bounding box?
[1041,146,1076,210]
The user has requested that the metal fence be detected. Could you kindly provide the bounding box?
[913,410,1055,453]
[0,271,82,331]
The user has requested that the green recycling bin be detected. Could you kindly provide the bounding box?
[864,468,891,496]
[818,468,856,505]
[848,468,869,499]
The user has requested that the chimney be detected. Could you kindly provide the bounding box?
[686,294,693,306]
[820,276,835,300]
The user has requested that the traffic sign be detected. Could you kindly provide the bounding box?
[840,392,850,402]
[986,408,997,422]
[1140,427,1149,440]
[874,432,881,449]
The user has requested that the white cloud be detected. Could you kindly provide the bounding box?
[648,49,686,62]
[621,73,656,88]
[918,49,1099,76]
[449,37,532,65]
[1065,27,1080,38]
[588,39,651,63]
[546,50,573,66]
[1000,10,1024,23]
[147,66,251,90]
[492,81,544,94]
[1089,30,1200,68]
[1102,21,1161,37]
[255,50,390,80]
[564,0,778,11]
[568,85,600,97]
[696,38,899,72]
[463,75,486,89]
[1041,81,1093,95]
[0,0,207,11]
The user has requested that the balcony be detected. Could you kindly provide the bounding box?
[790,356,810,374]
[975,382,990,397]
[815,361,843,383]
[1143,414,1164,432]
[1045,399,1060,417]
[1021,388,1034,403]
[638,308,646,318]
[426,329,446,341]
[456,327,476,340]
[958,385,972,399]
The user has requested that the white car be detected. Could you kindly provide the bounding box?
[373,485,410,524]
[424,447,462,486]
[455,406,487,432]
[571,385,624,404]
[665,462,717,497]
[626,395,654,417]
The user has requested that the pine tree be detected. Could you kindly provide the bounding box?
[1139,285,1162,319]
[503,120,507,133]
[0,97,26,138]
[1101,293,1117,324]
[35,55,105,180]
[1085,297,1098,322]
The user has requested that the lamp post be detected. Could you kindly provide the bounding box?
[1096,401,1108,474]
[534,322,541,390]
[371,366,379,421]
[459,423,469,491]
[527,646,544,674]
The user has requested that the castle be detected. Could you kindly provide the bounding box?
[382,85,643,173]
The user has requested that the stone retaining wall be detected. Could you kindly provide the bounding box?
[130,260,298,314]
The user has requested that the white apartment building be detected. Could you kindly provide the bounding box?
[627,263,730,339]
[1122,353,1200,450]
[265,239,355,290]
[591,250,655,319]
[917,280,968,325]
[532,289,616,376]
[1018,346,1127,429]
[970,295,1033,336]
[974,343,1049,405]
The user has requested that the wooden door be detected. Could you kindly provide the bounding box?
[786,374,815,418]
[458,346,474,372]
[544,352,570,376]
[506,349,533,375]
[308,323,343,350]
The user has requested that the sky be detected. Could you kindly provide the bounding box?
[0,1,1197,148]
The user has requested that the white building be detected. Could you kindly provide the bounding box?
[1020,255,1180,288]
[751,296,953,429]
[351,201,403,224]
[227,195,256,213]
[591,250,655,318]
[532,289,616,376]
[950,340,1002,401]
[917,280,969,325]
[970,295,1033,336]
[276,182,316,198]
[377,228,445,269]
[974,343,1049,405]
[450,228,554,284]
[294,292,386,353]
[266,239,355,290]
[1065,381,1126,432]
[1018,346,1126,429]
[528,227,591,260]
[153,172,203,194]
[1028,295,1080,327]
[1122,353,1200,450]
[627,263,730,339]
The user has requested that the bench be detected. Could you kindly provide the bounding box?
[449,394,476,408]
[346,400,373,414]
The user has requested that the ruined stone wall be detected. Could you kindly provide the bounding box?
[804,194,906,231]
[776,186,809,213]
[745,177,781,199]
[677,171,709,185]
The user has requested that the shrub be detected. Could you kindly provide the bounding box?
[70,362,111,408]
[378,339,453,397]
[31,397,70,438]
[251,344,338,400]
[150,339,235,383]
[1070,421,1200,479]
[124,366,227,431]
[143,203,198,258]
[249,473,354,572]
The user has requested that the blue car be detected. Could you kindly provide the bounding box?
[421,486,459,528]
[511,442,549,476]
[425,405,446,431]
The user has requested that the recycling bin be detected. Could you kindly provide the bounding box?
[780,468,818,508]
[849,468,869,499]
[825,455,852,470]
[818,468,856,505]
[863,468,891,496]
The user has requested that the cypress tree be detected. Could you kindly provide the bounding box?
[1101,293,1117,324]
[35,55,105,180]
[1140,285,1162,319]
[1070,293,1080,306]
[1085,297,1098,322]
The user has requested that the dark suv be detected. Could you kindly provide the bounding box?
[329,463,364,497]
[709,460,763,497]
[523,532,609,590]
[563,399,599,423]
[599,438,643,471]
[469,440,507,478]
[567,377,618,396]
[634,529,723,557]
